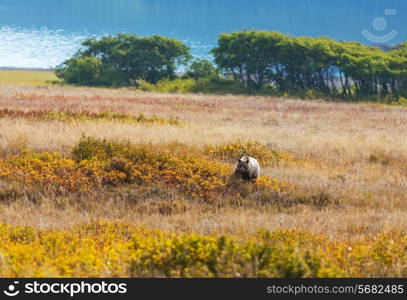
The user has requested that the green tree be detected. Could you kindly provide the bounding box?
[389,42,407,97]
[212,30,287,90]
[56,34,191,86]
[213,29,406,99]
[55,56,103,86]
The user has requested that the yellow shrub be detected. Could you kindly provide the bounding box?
[0,222,405,278]
[72,137,289,200]
[0,137,291,201]
[204,140,294,166]
[0,150,125,193]
[0,109,184,126]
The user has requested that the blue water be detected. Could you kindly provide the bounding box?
[0,0,405,69]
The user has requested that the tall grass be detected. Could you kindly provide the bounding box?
[0,80,406,277]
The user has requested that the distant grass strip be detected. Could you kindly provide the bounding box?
[0,70,59,85]
[0,221,406,277]
[0,109,184,126]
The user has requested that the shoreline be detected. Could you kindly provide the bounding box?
[0,67,53,72]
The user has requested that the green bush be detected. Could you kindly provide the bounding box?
[140,77,249,95]
[193,77,249,94]
[140,78,196,93]
[55,56,104,86]
[184,58,218,80]
[71,135,130,162]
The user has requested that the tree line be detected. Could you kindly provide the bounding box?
[56,31,407,100]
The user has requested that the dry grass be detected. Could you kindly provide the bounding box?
[0,81,407,241]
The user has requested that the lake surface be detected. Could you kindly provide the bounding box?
[0,0,406,68]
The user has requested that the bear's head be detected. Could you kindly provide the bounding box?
[236,156,250,173]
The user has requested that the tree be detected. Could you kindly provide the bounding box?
[212,29,406,99]
[55,56,103,86]
[56,34,191,86]
[212,30,287,89]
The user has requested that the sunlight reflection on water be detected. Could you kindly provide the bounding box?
[0,26,213,69]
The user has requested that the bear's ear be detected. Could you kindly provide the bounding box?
[245,158,250,163]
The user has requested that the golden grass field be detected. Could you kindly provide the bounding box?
[0,70,406,277]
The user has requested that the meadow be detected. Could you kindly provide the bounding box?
[0,71,406,277]
[0,70,59,86]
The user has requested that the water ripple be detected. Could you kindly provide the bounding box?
[0,26,214,69]
[0,26,89,69]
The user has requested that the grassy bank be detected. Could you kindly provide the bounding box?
[0,70,59,85]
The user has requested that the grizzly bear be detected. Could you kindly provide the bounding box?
[234,156,260,181]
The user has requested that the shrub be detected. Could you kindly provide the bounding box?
[140,77,250,95]
[55,56,104,86]
[71,137,233,199]
[71,136,290,200]
[0,136,292,202]
[184,58,218,80]
[192,77,249,94]
[369,152,391,165]
[0,150,125,193]
[140,78,197,93]
[0,109,184,126]
[0,222,406,277]
[71,136,129,162]
[204,140,294,166]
